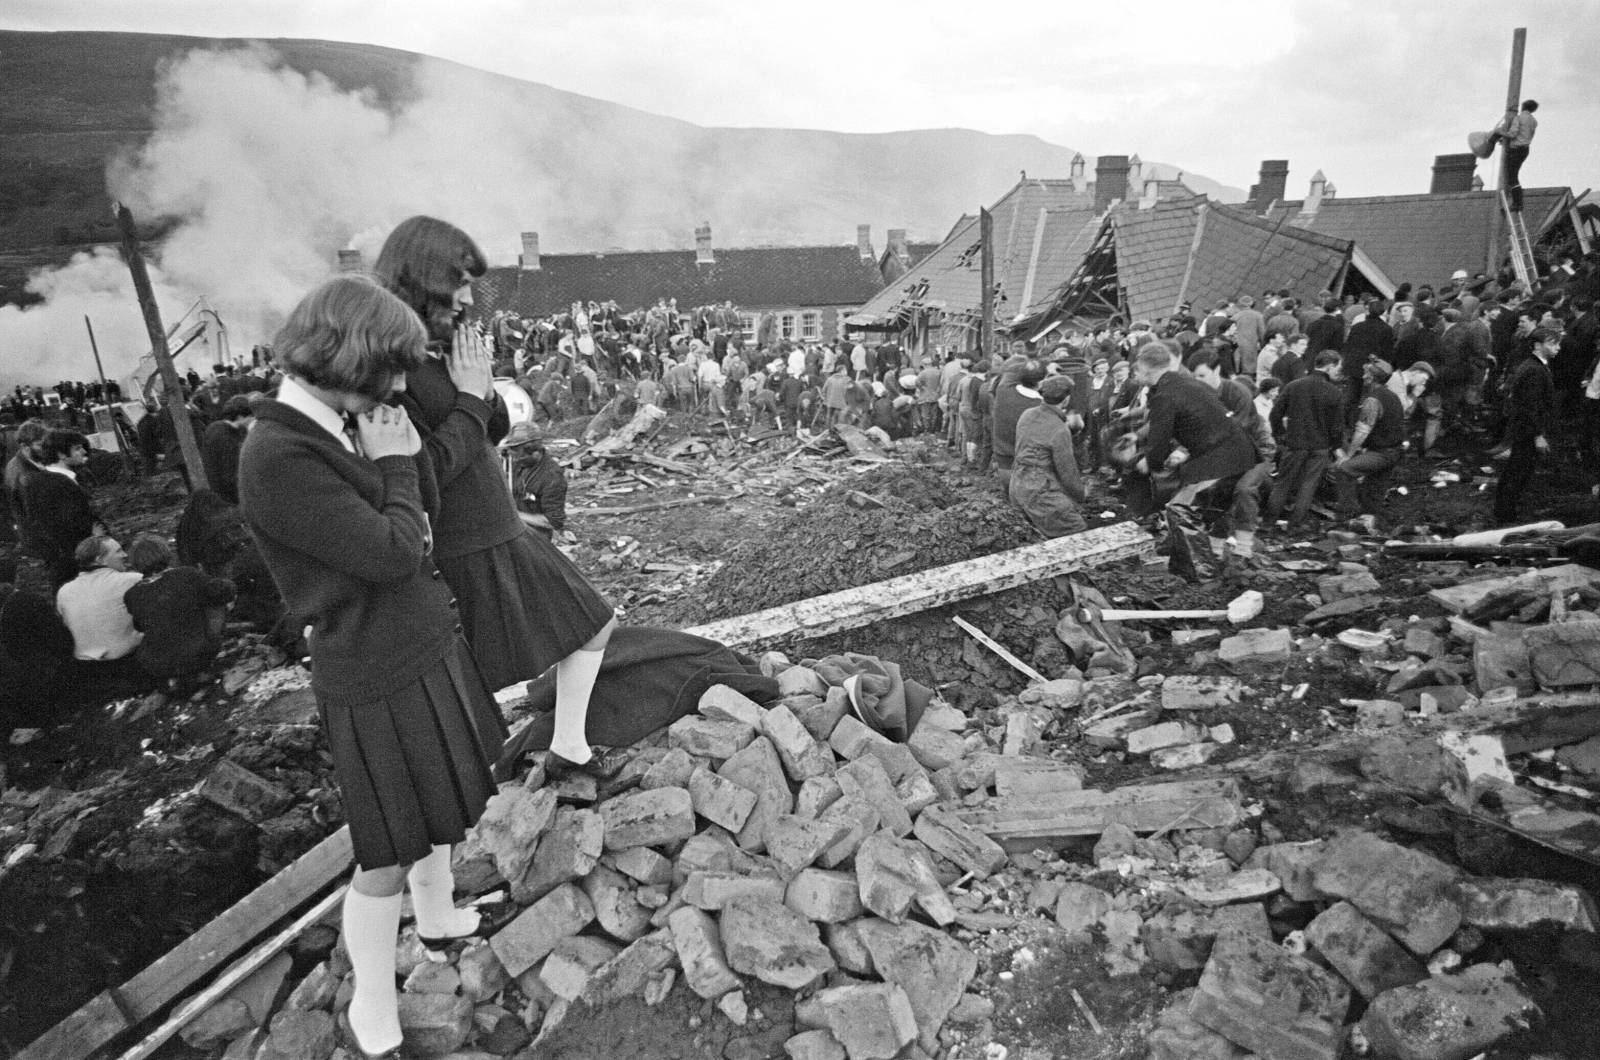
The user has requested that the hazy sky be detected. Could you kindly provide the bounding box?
[6,0,1597,199]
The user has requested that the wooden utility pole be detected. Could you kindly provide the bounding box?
[1499,27,1527,197]
[979,207,995,360]
[83,315,137,477]
[114,203,208,492]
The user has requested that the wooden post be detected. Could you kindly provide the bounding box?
[114,203,208,492]
[84,315,138,477]
[979,207,995,360]
[1498,28,1526,197]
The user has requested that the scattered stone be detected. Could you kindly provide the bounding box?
[1310,831,1462,955]
[490,883,596,977]
[905,725,965,772]
[1189,932,1351,1060]
[403,960,460,995]
[792,687,853,742]
[640,746,697,790]
[1054,882,1114,934]
[669,716,758,760]
[856,918,978,1051]
[911,804,1008,878]
[764,814,850,877]
[786,867,865,923]
[992,757,1084,796]
[689,766,759,833]
[718,989,749,1025]
[1358,734,1454,798]
[1019,677,1085,711]
[794,774,844,819]
[776,665,829,697]
[699,684,766,729]
[1305,901,1428,999]
[539,936,623,1001]
[1161,675,1244,711]
[456,941,508,1002]
[179,999,253,1050]
[1152,742,1221,770]
[598,786,696,851]
[285,961,340,1011]
[254,1009,335,1060]
[784,1028,847,1060]
[824,920,876,975]
[1142,903,1271,973]
[1246,841,1326,902]
[796,982,918,1060]
[667,906,743,999]
[718,737,796,852]
[518,806,604,902]
[1126,720,1206,755]
[1455,877,1599,932]
[1171,629,1222,647]
[763,703,835,781]
[855,832,955,925]
[1356,699,1406,728]
[582,929,678,1005]
[1318,571,1382,602]
[1361,962,1537,1060]
[1000,711,1043,756]
[458,785,557,891]
[837,757,912,836]
[608,846,674,887]
[721,894,835,989]
[1178,868,1280,905]
[1218,628,1293,665]
[816,796,880,868]
[828,715,892,760]
[582,862,654,942]
[683,869,786,911]
[1100,907,1147,976]
[1147,989,1250,1060]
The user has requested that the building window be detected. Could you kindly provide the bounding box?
[800,310,821,341]
[740,313,760,345]
[779,313,797,340]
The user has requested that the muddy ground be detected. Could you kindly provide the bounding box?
[1,414,1596,1058]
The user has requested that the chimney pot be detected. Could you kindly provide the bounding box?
[519,231,541,270]
[1094,154,1131,214]
[336,249,363,273]
[856,224,873,262]
[695,223,714,265]
[1251,160,1290,209]
[887,228,909,262]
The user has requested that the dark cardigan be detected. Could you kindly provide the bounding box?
[399,356,522,560]
[238,400,458,707]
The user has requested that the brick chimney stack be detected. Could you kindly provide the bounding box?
[887,228,910,264]
[1430,154,1478,194]
[1248,160,1289,208]
[856,224,874,262]
[336,249,363,273]
[519,232,541,270]
[1094,155,1130,214]
[695,223,714,265]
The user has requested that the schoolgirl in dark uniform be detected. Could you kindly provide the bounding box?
[239,275,507,1058]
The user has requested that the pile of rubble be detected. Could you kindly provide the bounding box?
[169,629,1600,1060]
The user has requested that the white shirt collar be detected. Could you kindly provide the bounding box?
[276,376,355,453]
[45,464,77,481]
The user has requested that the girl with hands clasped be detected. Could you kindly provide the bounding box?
[238,275,508,1059]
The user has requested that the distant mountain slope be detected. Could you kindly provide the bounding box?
[0,29,1240,256]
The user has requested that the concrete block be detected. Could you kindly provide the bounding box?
[582,862,654,943]
[905,724,965,771]
[862,742,926,785]
[490,882,595,977]
[1356,699,1406,727]
[855,832,955,926]
[1178,867,1281,906]
[1054,882,1114,934]
[688,765,758,833]
[777,664,829,697]
[674,831,735,885]
[717,736,795,852]
[197,759,294,824]
[1309,831,1462,954]
[699,683,765,729]
[763,703,835,781]
[639,746,697,790]
[911,804,1007,878]
[992,757,1084,796]
[784,1029,847,1060]
[795,775,843,820]
[539,935,622,1001]
[255,1010,336,1060]
[599,786,696,851]
[456,941,508,1003]
[668,715,757,760]
[402,959,459,994]
[1305,901,1428,999]
[765,814,850,877]
[817,796,879,868]
[1188,931,1351,1060]
[1245,841,1326,902]
[1318,570,1381,602]
[607,846,674,887]
[837,756,912,836]
[800,982,918,1060]
[823,919,875,975]
[516,806,603,903]
[894,770,939,815]
[792,686,852,742]
[1000,710,1043,756]
[1152,742,1221,770]
[667,906,742,999]
[786,867,865,923]
[468,785,557,892]
[1218,627,1293,664]
[1147,989,1250,1060]
[581,929,677,1005]
[1126,720,1206,755]
[683,869,786,911]
[828,714,893,760]
[1361,962,1537,1060]
[1142,903,1271,973]
[1019,677,1085,711]
[394,993,473,1059]
[720,894,835,989]
[1456,877,1599,932]
[918,700,968,731]
[856,917,978,1052]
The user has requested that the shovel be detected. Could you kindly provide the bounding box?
[1084,589,1264,625]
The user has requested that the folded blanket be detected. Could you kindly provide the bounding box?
[809,652,930,742]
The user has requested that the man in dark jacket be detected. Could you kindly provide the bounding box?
[18,429,104,589]
[1267,351,1346,533]
[1494,327,1559,524]
[1437,308,1490,441]
[1133,343,1255,580]
[1305,299,1345,357]
[1332,360,1407,526]
[503,423,572,542]
[199,395,254,505]
[1341,300,1395,427]
[991,358,1044,488]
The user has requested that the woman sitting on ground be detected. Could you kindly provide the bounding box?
[55,534,156,702]
[123,532,237,692]
[1009,374,1088,537]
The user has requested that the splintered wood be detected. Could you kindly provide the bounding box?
[688,521,1153,651]
[952,778,1245,851]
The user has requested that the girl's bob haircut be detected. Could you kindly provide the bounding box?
[373,216,487,316]
[273,275,427,400]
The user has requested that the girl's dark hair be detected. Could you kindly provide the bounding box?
[372,216,487,318]
[273,275,427,400]
[126,532,175,576]
[41,429,89,463]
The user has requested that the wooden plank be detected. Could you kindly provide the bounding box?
[15,827,353,1060]
[687,521,1153,651]
[1428,563,1600,614]
[952,778,1243,850]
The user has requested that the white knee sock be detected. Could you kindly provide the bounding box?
[342,888,403,1054]
[407,845,478,939]
[550,647,604,763]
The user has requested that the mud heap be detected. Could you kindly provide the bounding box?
[682,465,1038,626]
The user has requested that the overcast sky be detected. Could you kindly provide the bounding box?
[5,0,1598,198]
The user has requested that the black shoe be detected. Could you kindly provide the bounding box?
[417,900,519,956]
[543,748,623,781]
[337,1009,408,1060]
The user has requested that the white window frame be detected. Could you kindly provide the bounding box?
[740,313,760,345]
[799,310,821,341]
[779,312,797,340]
